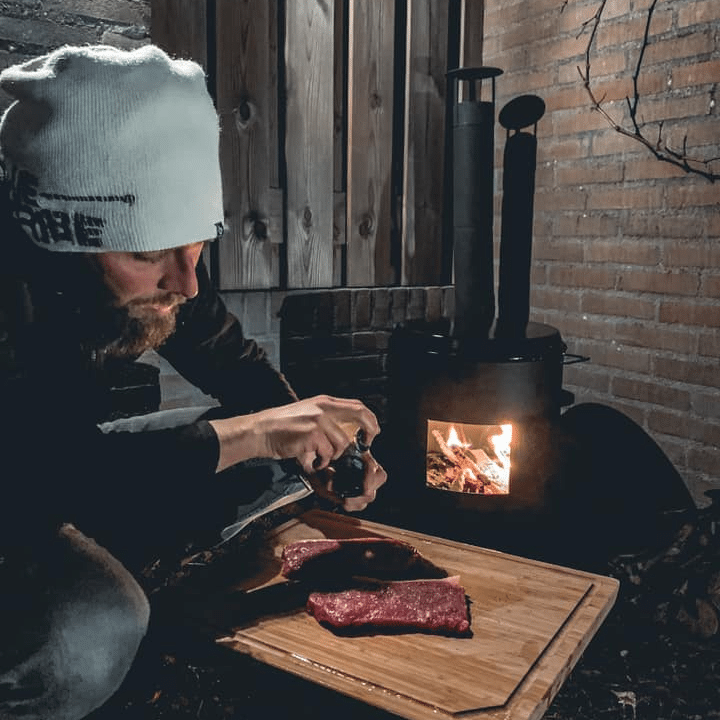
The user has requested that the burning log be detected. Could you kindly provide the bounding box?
[427,428,507,494]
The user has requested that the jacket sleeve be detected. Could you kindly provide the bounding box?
[0,368,222,554]
[157,258,298,413]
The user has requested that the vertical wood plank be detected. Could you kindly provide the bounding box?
[401,0,449,286]
[285,0,335,289]
[346,0,395,287]
[215,0,280,290]
[151,0,207,67]
[333,0,347,286]
[151,0,214,275]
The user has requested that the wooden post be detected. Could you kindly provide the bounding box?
[346,0,396,287]
[400,0,449,286]
[285,0,335,288]
[215,0,281,290]
[151,0,207,67]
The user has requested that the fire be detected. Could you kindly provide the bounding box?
[490,424,512,470]
[446,426,469,448]
[426,421,512,495]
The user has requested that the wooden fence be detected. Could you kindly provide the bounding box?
[151,0,484,290]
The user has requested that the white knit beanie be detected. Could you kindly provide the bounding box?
[0,44,224,253]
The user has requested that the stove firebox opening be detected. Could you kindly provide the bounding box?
[426,420,512,495]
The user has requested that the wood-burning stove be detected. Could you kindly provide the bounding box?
[372,70,588,556]
[379,319,581,550]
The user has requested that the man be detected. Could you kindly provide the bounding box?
[0,44,386,720]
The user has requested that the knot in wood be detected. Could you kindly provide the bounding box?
[243,211,268,241]
[303,206,313,230]
[359,214,374,238]
[370,92,382,110]
[233,99,255,131]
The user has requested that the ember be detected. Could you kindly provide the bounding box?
[426,421,512,494]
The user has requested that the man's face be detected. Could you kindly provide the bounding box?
[88,241,205,356]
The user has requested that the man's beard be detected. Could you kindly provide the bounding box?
[56,257,187,358]
[103,295,184,357]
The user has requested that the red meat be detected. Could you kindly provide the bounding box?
[306,576,471,636]
[280,537,448,582]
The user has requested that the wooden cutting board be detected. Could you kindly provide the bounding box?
[213,510,618,720]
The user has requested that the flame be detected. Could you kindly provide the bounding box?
[490,424,512,470]
[446,426,469,448]
[425,421,513,495]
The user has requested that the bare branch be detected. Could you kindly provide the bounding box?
[577,0,719,182]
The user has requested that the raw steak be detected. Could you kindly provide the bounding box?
[306,576,471,636]
[280,537,448,582]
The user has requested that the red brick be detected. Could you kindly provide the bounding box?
[636,93,712,126]
[703,276,720,299]
[612,375,691,410]
[581,290,656,320]
[623,157,692,182]
[659,301,720,327]
[586,186,665,211]
[555,160,625,185]
[537,136,589,163]
[614,321,697,353]
[370,289,390,329]
[668,181,720,210]
[698,329,720,357]
[570,338,652,373]
[654,355,720,389]
[533,287,582,313]
[627,217,704,241]
[672,59,720,90]
[678,0,720,28]
[644,31,715,67]
[544,84,597,114]
[688,446,720,476]
[552,212,620,239]
[618,269,699,296]
[563,364,612,394]
[596,15,669,50]
[635,68,672,96]
[649,410,720,446]
[548,264,617,290]
[533,238,585,262]
[590,128,647,157]
[692,390,720,422]
[584,239,661,265]
[535,186,589,210]
[352,289,371,329]
[551,105,612,137]
[550,313,615,341]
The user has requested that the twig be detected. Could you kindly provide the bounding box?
[576,0,720,182]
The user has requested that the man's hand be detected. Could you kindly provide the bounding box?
[309,450,387,513]
[208,395,380,475]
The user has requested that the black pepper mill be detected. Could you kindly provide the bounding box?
[331,429,369,498]
[447,66,503,342]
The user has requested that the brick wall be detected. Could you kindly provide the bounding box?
[483,0,720,507]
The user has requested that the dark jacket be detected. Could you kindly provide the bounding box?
[0,235,297,554]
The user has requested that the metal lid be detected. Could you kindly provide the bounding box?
[391,321,567,363]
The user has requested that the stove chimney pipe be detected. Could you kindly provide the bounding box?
[496,95,546,339]
[448,67,503,342]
